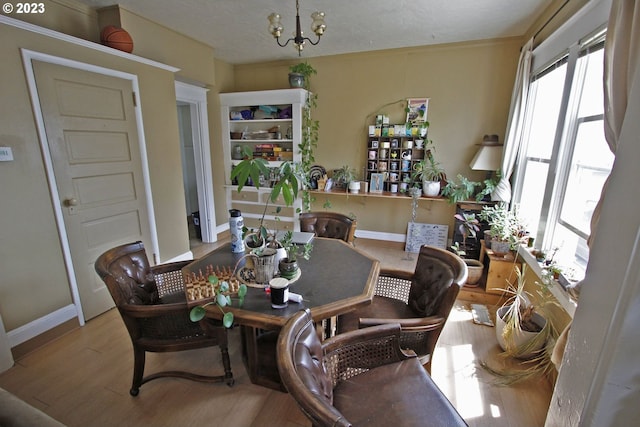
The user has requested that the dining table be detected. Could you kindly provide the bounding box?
[182,237,380,390]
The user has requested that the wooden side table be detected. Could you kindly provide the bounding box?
[480,241,521,295]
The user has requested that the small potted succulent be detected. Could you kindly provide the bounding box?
[278,230,313,279]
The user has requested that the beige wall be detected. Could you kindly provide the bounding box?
[0,5,218,330]
[232,39,522,235]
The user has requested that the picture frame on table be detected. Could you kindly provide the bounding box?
[369,173,385,193]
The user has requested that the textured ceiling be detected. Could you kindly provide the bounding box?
[76,0,553,64]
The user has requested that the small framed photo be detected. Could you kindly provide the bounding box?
[370,173,385,193]
[406,98,430,124]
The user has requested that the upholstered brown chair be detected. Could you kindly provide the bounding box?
[277,309,467,427]
[299,212,357,244]
[337,245,467,373]
[94,241,233,396]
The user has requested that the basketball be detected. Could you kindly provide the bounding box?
[100,25,134,53]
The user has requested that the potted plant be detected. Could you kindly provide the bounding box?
[231,146,305,248]
[289,61,316,89]
[442,174,479,204]
[412,154,445,197]
[332,165,356,190]
[278,230,313,279]
[450,242,484,287]
[479,202,516,255]
[495,265,551,359]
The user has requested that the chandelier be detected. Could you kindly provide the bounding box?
[268,0,326,56]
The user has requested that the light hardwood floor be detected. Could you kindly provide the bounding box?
[0,238,552,426]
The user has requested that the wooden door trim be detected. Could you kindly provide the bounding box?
[21,49,161,325]
[175,82,217,243]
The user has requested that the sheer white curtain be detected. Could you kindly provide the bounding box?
[492,38,534,202]
[589,0,640,246]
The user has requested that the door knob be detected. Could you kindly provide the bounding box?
[64,198,78,207]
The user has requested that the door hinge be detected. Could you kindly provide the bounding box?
[132,92,137,107]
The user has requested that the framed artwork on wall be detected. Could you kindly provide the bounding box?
[369,173,385,193]
[406,98,430,124]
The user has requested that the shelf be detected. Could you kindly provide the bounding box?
[230,139,293,143]
[229,118,291,124]
[310,189,446,201]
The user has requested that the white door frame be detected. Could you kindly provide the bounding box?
[175,81,217,242]
[21,49,160,325]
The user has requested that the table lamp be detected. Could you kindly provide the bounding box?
[470,134,503,179]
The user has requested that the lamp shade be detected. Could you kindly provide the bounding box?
[469,145,502,171]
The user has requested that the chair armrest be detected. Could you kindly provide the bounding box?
[150,260,191,274]
[322,323,417,385]
[359,315,445,332]
[118,301,189,318]
[379,269,414,280]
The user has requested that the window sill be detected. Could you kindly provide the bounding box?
[517,245,577,318]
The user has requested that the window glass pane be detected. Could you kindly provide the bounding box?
[559,119,612,235]
[549,223,588,281]
[578,48,604,117]
[526,63,567,159]
[518,161,549,236]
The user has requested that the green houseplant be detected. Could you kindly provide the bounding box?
[230,146,305,247]
[278,230,313,279]
[442,174,479,204]
[479,202,516,255]
[412,154,445,197]
[482,264,561,385]
[332,165,356,190]
[289,61,317,89]
[188,269,248,327]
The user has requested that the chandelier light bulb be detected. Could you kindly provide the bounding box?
[268,13,283,38]
[311,12,326,36]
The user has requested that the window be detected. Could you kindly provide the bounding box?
[514,33,611,282]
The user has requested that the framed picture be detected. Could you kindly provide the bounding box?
[406,98,430,124]
[370,173,385,193]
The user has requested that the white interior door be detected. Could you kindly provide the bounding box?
[32,60,153,320]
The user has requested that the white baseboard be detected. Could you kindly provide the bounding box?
[8,304,78,347]
[355,229,406,243]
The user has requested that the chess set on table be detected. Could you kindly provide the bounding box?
[184,264,240,303]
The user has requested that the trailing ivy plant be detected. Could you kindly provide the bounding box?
[289,62,319,212]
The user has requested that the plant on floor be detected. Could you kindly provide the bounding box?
[189,268,248,327]
[481,264,561,384]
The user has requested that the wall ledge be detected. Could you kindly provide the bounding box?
[518,245,577,317]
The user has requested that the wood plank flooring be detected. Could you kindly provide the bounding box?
[0,237,552,426]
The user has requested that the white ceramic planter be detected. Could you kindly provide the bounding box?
[495,306,547,359]
[348,181,361,193]
[422,180,441,197]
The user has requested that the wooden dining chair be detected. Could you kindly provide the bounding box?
[277,309,467,427]
[299,212,357,244]
[94,241,233,395]
[337,245,468,373]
